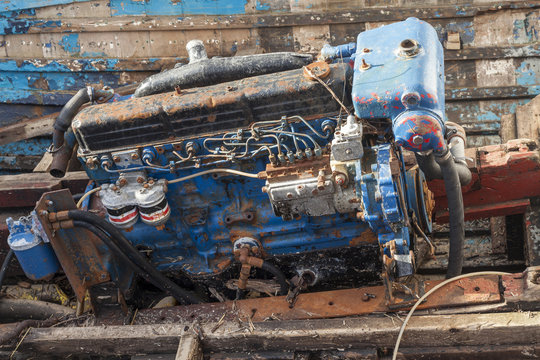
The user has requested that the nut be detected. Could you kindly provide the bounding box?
[412,135,424,145]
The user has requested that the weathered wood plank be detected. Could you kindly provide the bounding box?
[2,3,537,35]
[176,334,203,360]
[18,312,540,356]
[515,94,540,140]
[0,171,88,208]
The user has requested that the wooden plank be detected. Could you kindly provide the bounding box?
[18,312,540,356]
[516,94,540,140]
[176,334,203,360]
[490,216,508,255]
[2,3,537,34]
[500,113,517,142]
[0,171,88,208]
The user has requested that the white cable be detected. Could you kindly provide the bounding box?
[168,168,260,184]
[392,271,511,360]
[76,187,102,209]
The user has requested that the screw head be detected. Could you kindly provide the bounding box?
[137,176,144,183]
[131,153,139,160]
[412,135,424,145]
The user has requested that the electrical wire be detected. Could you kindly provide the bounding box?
[76,187,102,209]
[391,271,511,360]
[303,66,350,116]
[168,168,260,184]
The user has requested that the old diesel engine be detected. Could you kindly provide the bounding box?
[9,18,470,305]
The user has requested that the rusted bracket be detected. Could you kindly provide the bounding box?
[34,189,110,303]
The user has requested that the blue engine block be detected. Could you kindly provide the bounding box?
[9,18,444,296]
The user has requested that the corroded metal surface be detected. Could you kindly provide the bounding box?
[430,139,540,221]
[34,189,109,302]
[0,1,538,151]
[131,275,501,325]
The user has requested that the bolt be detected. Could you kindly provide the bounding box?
[137,176,145,183]
[297,185,304,190]
[362,293,370,302]
[286,192,293,199]
[131,153,139,160]
[118,178,128,187]
[363,48,370,53]
[335,173,346,186]
[412,135,424,145]
[113,156,121,163]
[46,200,54,207]
[143,183,149,189]
[112,185,119,191]
[85,157,97,169]
[261,186,268,193]
[345,148,352,155]
[360,58,370,70]
[175,85,182,94]
[39,210,48,216]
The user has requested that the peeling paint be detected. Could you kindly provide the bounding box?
[110,0,248,16]
[58,34,80,54]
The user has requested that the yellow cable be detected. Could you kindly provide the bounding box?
[392,271,511,360]
[76,187,102,209]
[168,168,260,184]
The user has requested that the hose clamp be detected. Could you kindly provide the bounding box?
[46,143,64,154]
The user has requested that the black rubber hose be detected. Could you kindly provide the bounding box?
[134,52,313,97]
[52,88,90,149]
[72,220,187,302]
[415,152,472,186]
[0,249,14,291]
[435,150,465,278]
[261,261,289,295]
[67,212,202,304]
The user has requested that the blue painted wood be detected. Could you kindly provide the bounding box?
[110,0,248,16]
[0,0,91,12]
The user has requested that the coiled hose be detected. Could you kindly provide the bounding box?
[65,210,202,304]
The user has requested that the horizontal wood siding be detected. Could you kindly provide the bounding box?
[0,0,538,170]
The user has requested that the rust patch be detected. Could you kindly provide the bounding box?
[349,229,377,246]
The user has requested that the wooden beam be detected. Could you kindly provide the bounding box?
[9,3,537,33]
[176,334,203,360]
[0,171,88,208]
[18,312,540,357]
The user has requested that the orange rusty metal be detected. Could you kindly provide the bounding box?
[35,189,110,302]
[132,275,502,325]
[429,139,540,221]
